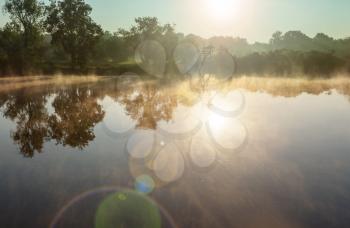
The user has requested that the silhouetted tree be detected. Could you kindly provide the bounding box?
[209,36,251,57]
[270,31,283,49]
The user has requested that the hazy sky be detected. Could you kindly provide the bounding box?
[0,0,349,42]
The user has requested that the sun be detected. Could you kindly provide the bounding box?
[206,0,240,22]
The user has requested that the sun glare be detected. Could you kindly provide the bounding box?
[206,0,240,22]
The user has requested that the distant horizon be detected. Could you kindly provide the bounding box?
[1,0,350,43]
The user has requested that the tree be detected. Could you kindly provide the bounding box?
[118,17,164,47]
[93,31,127,64]
[0,23,26,75]
[313,33,334,53]
[270,31,283,48]
[3,0,45,73]
[0,28,10,75]
[45,0,103,71]
[118,17,179,76]
[302,51,344,76]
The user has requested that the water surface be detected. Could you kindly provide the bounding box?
[1,76,350,228]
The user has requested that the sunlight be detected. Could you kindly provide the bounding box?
[205,0,240,22]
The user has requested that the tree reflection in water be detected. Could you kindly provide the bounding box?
[0,85,105,157]
[2,77,350,157]
[116,83,178,129]
[49,87,105,148]
[1,89,50,157]
[0,81,183,157]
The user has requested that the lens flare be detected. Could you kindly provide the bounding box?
[152,143,185,182]
[135,175,155,194]
[127,130,155,159]
[95,191,161,228]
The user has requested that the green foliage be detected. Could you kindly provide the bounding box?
[3,0,45,73]
[93,31,128,64]
[117,17,179,76]
[45,0,103,71]
[302,51,345,76]
[236,50,345,76]
[4,0,45,27]
[118,17,175,47]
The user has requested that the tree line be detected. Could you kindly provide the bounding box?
[1,0,350,77]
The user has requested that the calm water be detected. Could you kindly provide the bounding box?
[1,77,350,228]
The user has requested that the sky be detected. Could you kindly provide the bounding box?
[0,0,349,43]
